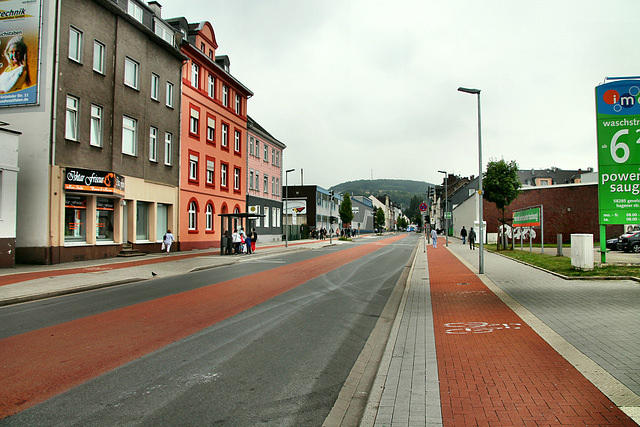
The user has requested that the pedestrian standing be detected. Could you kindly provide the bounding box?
[431,228,438,248]
[461,226,467,244]
[232,229,241,254]
[163,229,174,255]
[468,227,476,250]
[244,233,252,254]
[250,228,258,252]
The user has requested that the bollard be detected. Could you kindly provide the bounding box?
[557,234,563,257]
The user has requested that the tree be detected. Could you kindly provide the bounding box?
[483,158,522,250]
[339,192,354,226]
[397,216,409,230]
[406,195,422,225]
[375,207,386,231]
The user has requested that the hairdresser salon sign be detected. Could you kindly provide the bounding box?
[595,79,640,224]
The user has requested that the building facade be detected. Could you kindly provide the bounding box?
[3,0,185,264]
[284,185,342,239]
[167,18,252,250]
[0,127,20,267]
[246,116,285,243]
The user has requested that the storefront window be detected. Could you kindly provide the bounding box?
[96,198,114,241]
[157,203,168,241]
[136,201,149,241]
[65,195,86,243]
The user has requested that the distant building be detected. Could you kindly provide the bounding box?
[246,116,286,243]
[369,194,401,231]
[283,186,342,238]
[517,167,592,187]
[350,196,375,232]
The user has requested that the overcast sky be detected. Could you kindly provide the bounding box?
[158,0,638,189]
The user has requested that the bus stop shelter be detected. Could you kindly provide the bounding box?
[218,213,264,255]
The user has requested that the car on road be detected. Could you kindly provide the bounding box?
[616,231,640,253]
[606,237,620,251]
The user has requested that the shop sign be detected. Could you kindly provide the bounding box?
[513,207,541,227]
[65,168,125,197]
[595,79,640,225]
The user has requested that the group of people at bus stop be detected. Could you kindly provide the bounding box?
[223,228,258,255]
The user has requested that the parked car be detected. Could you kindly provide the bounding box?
[606,237,620,251]
[616,231,640,253]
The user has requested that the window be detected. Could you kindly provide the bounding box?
[151,73,159,100]
[221,123,228,148]
[65,195,86,243]
[191,62,199,88]
[234,130,241,152]
[90,104,103,147]
[124,57,139,89]
[69,27,82,62]
[136,201,149,240]
[188,201,197,230]
[276,208,281,227]
[272,176,275,195]
[164,132,173,165]
[189,154,198,182]
[276,178,280,196]
[206,204,213,231]
[206,160,215,185]
[190,108,199,135]
[155,20,174,45]
[166,81,174,107]
[221,163,228,188]
[272,207,277,227]
[96,198,114,241]
[208,74,215,98]
[255,172,260,192]
[272,148,276,165]
[263,205,269,228]
[222,85,228,107]
[264,144,268,161]
[263,174,268,194]
[255,206,261,227]
[235,94,241,114]
[149,126,158,161]
[208,49,213,59]
[122,116,137,155]
[65,95,79,141]
[255,140,260,158]
[249,170,254,190]
[128,1,143,22]
[207,117,215,143]
[93,40,104,73]
[234,167,241,191]
[249,137,254,156]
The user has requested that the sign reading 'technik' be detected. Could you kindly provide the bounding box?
[595,80,640,225]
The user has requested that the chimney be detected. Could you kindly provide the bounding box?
[148,1,162,17]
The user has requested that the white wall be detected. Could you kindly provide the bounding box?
[0,130,20,239]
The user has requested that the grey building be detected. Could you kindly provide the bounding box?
[2,0,185,264]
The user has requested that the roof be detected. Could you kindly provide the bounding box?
[247,116,286,149]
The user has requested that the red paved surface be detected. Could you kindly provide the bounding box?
[0,241,317,287]
[0,235,405,419]
[427,245,636,426]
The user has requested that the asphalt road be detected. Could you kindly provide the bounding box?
[1,234,417,426]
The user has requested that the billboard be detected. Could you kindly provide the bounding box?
[65,168,125,197]
[0,0,41,107]
[595,80,640,225]
[513,207,541,228]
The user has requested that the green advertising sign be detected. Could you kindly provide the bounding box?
[595,80,640,225]
[513,207,541,227]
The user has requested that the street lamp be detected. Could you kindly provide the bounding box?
[284,168,295,248]
[458,86,484,274]
[437,170,448,247]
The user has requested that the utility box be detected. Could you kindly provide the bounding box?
[571,234,594,271]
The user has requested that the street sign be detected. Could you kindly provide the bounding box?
[419,203,428,212]
[444,212,451,219]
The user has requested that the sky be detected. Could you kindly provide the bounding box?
[158,0,639,189]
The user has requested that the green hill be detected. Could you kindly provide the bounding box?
[330,179,432,210]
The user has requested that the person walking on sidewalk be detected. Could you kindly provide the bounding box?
[431,228,438,248]
[163,229,175,255]
[461,226,467,244]
[468,227,476,250]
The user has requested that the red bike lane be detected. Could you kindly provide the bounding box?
[427,245,635,426]
[0,235,406,419]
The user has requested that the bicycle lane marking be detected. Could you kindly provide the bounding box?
[426,244,636,426]
[0,234,407,419]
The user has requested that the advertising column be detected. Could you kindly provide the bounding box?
[595,79,640,261]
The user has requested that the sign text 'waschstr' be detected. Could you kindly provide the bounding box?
[596,80,640,225]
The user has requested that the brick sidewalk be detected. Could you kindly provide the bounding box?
[427,244,636,426]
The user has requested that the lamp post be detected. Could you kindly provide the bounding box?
[437,170,448,247]
[458,86,484,274]
[284,168,295,248]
